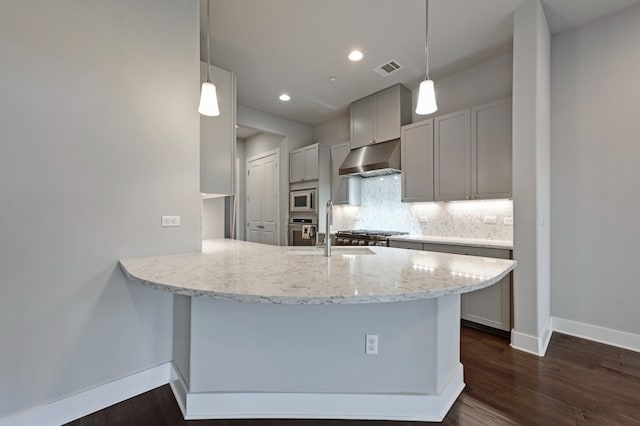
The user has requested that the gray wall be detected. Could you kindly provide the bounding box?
[202,198,225,239]
[312,53,513,146]
[313,113,350,146]
[411,53,513,124]
[550,3,640,335]
[511,0,552,352]
[0,0,200,418]
[245,132,285,159]
[237,105,313,245]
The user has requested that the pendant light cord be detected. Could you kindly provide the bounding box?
[206,0,211,82]
[425,0,430,80]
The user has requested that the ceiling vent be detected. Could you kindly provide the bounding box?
[374,60,403,77]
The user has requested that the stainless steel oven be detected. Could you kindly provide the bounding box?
[290,189,316,213]
[288,217,317,246]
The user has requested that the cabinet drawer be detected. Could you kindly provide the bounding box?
[422,243,510,259]
[388,240,424,250]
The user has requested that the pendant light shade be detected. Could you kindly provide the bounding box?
[416,0,437,115]
[198,81,220,116]
[199,0,220,117]
[416,79,437,115]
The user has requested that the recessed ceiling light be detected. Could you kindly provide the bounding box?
[348,50,363,61]
[279,94,290,101]
[329,76,337,82]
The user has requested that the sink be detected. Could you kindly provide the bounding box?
[285,247,376,256]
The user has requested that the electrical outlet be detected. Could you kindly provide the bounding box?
[365,334,378,355]
[503,216,513,226]
[483,215,497,225]
[161,216,181,227]
[418,215,429,223]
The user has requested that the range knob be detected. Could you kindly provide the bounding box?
[359,240,366,246]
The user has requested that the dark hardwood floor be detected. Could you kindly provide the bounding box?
[66,327,640,425]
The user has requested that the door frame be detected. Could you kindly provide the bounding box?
[245,148,280,246]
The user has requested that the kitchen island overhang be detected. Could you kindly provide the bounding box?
[119,239,516,421]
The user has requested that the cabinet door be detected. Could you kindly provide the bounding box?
[304,145,319,181]
[201,63,236,195]
[401,119,434,202]
[434,109,471,201]
[472,98,512,199]
[331,142,350,204]
[289,149,305,183]
[422,243,512,332]
[374,85,401,143]
[461,274,511,331]
[350,96,374,149]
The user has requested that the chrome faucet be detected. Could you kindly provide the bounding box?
[325,200,333,257]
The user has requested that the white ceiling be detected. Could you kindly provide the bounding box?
[200,0,640,126]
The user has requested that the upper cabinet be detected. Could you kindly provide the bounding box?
[401,119,434,202]
[330,142,361,205]
[472,98,512,199]
[401,98,512,202]
[200,63,236,196]
[434,109,472,201]
[289,144,319,183]
[350,84,411,149]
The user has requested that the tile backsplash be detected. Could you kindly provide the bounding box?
[331,175,513,241]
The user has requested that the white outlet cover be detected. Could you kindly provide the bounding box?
[503,217,513,226]
[483,215,497,225]
[365,334,378,355]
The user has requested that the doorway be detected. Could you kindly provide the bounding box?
[246,149,279,245]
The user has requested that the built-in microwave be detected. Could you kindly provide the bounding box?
[290,189,316,213]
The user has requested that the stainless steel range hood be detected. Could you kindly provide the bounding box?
[338,139,401,178]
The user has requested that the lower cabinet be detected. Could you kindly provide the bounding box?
[389,240,512,332]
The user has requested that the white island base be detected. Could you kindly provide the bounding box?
[170,294,464,422]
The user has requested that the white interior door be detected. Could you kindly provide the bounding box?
[246,150,279,245]
[246,160,263,243]
[261,155,278,245]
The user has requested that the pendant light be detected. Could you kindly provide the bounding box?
[198,0,220,116]
[415,0,437,115]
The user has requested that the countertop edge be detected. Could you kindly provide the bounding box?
[118,258,517,305]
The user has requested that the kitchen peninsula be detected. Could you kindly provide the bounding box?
[119,239,516,421]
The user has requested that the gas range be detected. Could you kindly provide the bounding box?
[334,230,409,247]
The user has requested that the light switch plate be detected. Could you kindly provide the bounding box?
[161,216,181,227]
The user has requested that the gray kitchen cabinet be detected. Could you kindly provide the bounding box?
[289,144,319,183]
[201,63,236,195]
[401,119,434,202]
[422,242,512,332]
[330,142,361,205]
[350,95,375,149]
[389,239,512,332]
[350,84,411,149]
[388,240,424,251]
[434,109,472,201]
[472,98,512,199]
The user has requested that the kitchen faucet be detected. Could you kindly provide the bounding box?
[325,200,333,257]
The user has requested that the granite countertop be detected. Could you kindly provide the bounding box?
[387,235,513,250]
[119,239,516,305]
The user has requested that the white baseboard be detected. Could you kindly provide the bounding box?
[552,316,640,353]
[169,363,465,422]
[510,317,553,356]
[0,363,171,426]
